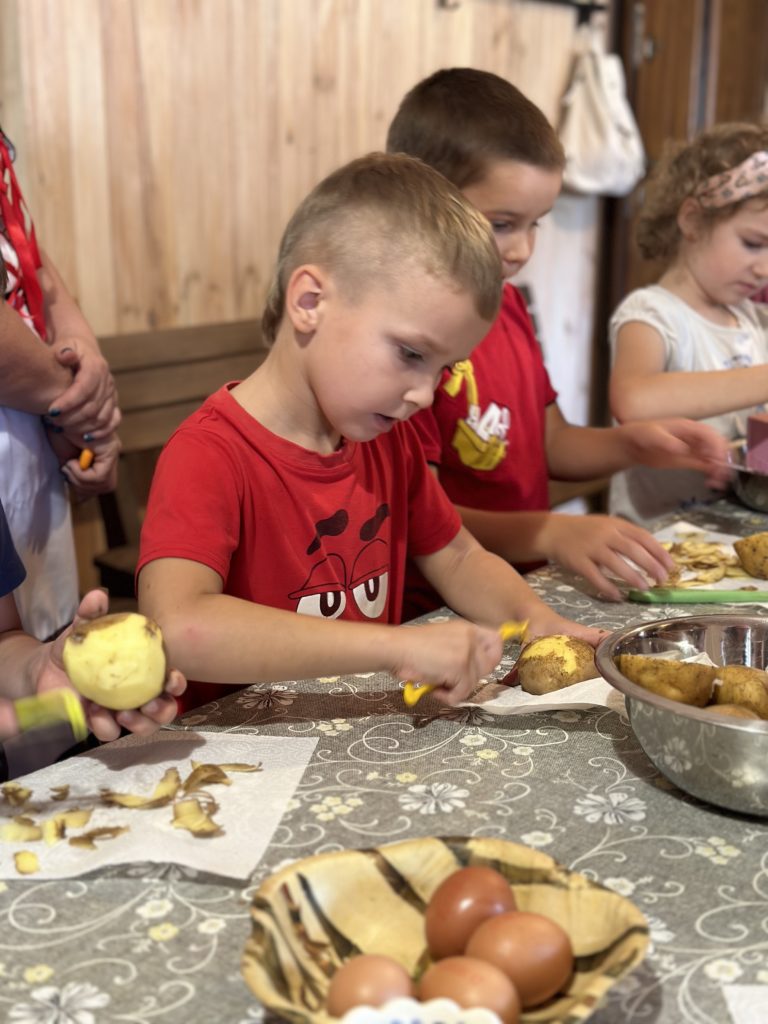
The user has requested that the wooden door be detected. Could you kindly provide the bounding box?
[608,0,707,307]
[591,0,768,428]
[608,0,768,309]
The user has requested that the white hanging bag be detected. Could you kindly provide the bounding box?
[559,25,646,196]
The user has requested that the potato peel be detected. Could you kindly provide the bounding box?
[659,538,749,589]
[101,767,181,808]
[183,764,231,793]
[1,816,43,842]
[42,818,66,846]
[45,808,94,844]
[69,826,129,850]
[14,851,40,874]
[2,783,32,808]
[0,760,262,869]
[172,798,223,837]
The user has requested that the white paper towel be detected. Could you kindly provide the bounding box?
[0,731,317,881]
[723,985,768,1024]
[461,675,625,716]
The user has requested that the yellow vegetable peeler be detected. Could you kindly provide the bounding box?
[402,620,528,707]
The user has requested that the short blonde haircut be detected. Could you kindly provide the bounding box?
[262,152,502,343]
[637,122,768,263]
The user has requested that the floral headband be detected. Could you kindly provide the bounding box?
[695,150,768,208]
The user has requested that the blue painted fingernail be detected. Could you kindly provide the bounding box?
[48,408,60,417]
[52,425,64,434]
[83,433,94,442]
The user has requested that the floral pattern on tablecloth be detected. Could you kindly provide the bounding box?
[1,500,768,1024]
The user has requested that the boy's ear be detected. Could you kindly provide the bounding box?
[285,267,323,332]
[678,197,704,241]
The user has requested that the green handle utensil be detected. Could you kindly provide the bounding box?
[628,588,768,604]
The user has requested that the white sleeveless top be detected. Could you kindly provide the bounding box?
[608,285,768,526]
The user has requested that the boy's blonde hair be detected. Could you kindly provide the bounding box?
[637,122,768,263]
[262,152,502,343]
[386,68,565,188]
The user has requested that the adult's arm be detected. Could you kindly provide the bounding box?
[0,298,71,411]
[38,249,119,436]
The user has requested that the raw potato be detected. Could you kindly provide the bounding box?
[713,665,768,719]
[734,532,768,579]
[517,635,595,695]
[63,613,166,711]
[616,654,716,707]
[701,703,761,721]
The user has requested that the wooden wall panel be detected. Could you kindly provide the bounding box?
[0,0,605,588]
[1,0,588,335]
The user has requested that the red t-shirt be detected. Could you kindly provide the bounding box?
[410,283,557,512]
[403,284,557,620]
[138,385,461,711]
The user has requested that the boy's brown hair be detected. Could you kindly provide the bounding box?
[262,151,502,343]
[637,122,768,263]
[386,67,565,189]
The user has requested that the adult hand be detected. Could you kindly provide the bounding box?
[60,432,121,498]
[48,339,121,438]
[40,591,187,742]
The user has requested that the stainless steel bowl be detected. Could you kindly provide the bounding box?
[595,614,768,817]
[729,440,768,513]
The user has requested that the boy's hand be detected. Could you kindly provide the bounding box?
[539,512,673,602]
[49,338,121,438]
[394,620,503,706]
[617,418,732,489]
[40,591,187,742]
[522,608,607,649]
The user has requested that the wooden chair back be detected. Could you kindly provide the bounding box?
[94,319,267,594]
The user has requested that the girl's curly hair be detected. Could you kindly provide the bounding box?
[637,122,768,264]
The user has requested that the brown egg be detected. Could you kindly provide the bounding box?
[418,955,521,1024]
[326,954,413,1017]
[425,865,517,959]
[465,910,574,1008]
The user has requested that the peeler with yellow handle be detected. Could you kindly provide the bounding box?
[402,619,528,707]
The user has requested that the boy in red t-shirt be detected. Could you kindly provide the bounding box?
[386,69,731,612]
[137,153,606,712]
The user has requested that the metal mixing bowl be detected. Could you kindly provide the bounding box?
[595,614,768,817]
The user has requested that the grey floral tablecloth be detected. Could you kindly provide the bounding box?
[1,498,768,1024]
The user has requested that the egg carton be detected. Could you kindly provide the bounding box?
[342,996,502,1024]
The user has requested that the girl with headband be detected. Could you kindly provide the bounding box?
[608,122,768,524]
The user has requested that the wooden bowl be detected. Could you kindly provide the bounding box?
[241,836,649,1023]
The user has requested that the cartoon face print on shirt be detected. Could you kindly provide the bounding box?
[288,503,390,620]
[444,360,510,471]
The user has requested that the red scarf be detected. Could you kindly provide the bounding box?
[0,129,46,339]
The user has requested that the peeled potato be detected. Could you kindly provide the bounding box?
[616,654,715,706]
[63,612,166,711]
[713,665,768,719]
[517,635,595,695]
[733,532,768,579]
